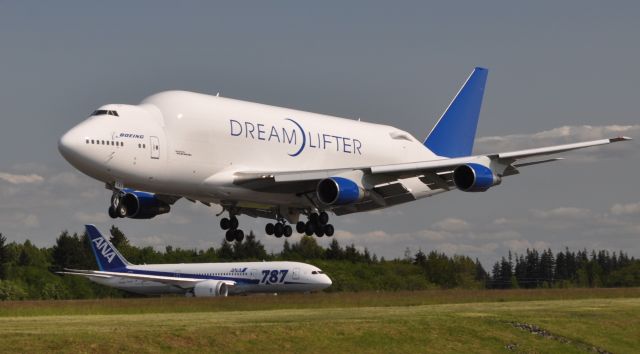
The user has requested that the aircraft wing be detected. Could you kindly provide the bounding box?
[369,136,631,176]
[58,269,236,289]
[234,136,631,189]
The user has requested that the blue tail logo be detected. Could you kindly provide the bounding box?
[85,224,129,271]
[424,67,488,158]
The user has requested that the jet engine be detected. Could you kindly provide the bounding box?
[193,280,229,297]
[452,163,502,192]
[317,177,365,205]
[116,190,171,219]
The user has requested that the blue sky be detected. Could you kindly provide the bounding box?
[1,1,638,266]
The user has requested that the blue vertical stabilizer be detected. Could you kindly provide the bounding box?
[85,224,130,271]
[424,67,488,157]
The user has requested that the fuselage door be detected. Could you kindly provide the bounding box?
[150,136,160,159]
[292,268,300,280]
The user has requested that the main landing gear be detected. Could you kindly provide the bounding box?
[265,220,293,238]
[220,215,244,243]
[265,211,334,239]
[297,211,334,238]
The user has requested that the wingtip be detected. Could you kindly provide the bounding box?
[610,136,632,142]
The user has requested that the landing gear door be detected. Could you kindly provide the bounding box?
[150,136,160,159]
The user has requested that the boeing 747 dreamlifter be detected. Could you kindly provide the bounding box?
[58,68,631,242]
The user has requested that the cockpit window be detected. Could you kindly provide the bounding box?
[312,271,318,274]
[90,110,119,117]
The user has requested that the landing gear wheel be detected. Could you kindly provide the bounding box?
[108,206,118,219]
[274,223,284,238]
[319,211,329,225]
[265,223,275,235]
[315,229,325,237]
[220,218,231,230]
[296,221,305,234]
[225,230,236,242]
[324,224,334,237]
[284,225,293,237]
[304,222,315,236]
[309,213,319,223]
[110,193,121,209]
[234,229,244,242]
[230,216,239,230]
[116,203,128,218]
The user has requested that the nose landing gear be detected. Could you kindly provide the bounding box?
[220,215,244,242]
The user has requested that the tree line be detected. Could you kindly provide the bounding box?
[0,228,639,300]
[489,248,640,288]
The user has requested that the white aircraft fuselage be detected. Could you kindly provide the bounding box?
[59,91,438,209]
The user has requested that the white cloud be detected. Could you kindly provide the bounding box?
[436,242,499,255]
[531,207,594,219]
[611,202,640,215]
[0,212,40,229]
[0,172,44,184]
[73,211,109,224]
[502,239,551,253]
[432,217,470,232]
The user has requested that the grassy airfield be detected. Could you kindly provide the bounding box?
[0,288,639,353]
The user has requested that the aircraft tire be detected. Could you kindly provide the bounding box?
[284,225,293,237]
[110,193,121,209]
[230,216,239,230]
[315,229,324,237]
[309,213,319,223]
[265,223,275,235]
[235,229,244,242]
[324,224,334,237]
[274,223,284,238]
[108,206,118,219]
[225,230,235,242]
[296,221,305,234]
[220,218,231,230]
[116,203,128,218]
[304,222,315,236]
[319,211,329,225]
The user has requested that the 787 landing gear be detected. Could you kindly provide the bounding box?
[220,215,244,242]
[296,211,334,238]
[265,219,293,238]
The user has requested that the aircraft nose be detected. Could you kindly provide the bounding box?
[322,274,332,288]
[58,125,85,163]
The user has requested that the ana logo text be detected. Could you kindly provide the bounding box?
[93,237,116,263]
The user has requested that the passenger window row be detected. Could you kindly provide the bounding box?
[86,139,124,147]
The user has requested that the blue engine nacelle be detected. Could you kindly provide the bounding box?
[317,177,365,205]
[120,190,171,219]
[452,163,501,192]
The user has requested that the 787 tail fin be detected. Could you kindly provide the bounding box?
[424,67,488,158]
[85,224,130,271]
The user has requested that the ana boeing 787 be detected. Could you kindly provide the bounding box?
[58,68,630,242]
[60,225,331,296]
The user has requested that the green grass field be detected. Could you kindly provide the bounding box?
[1,288,639,353]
